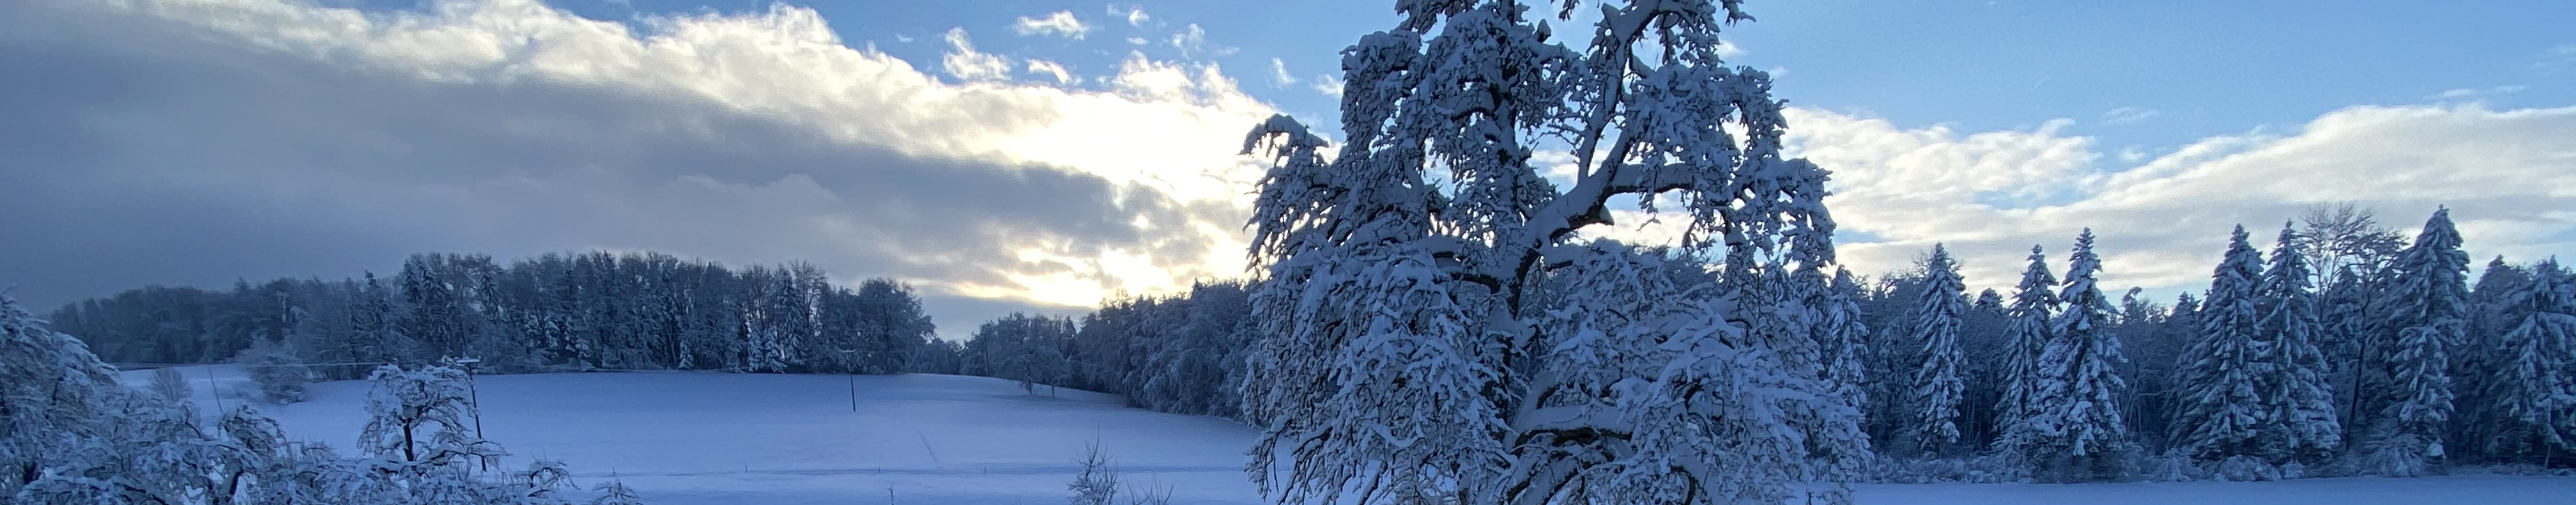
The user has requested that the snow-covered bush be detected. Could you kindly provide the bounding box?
[2210,454,2284,481]
[238,337,314,404]
[148,366,193,404]
[1864,454,2022,484]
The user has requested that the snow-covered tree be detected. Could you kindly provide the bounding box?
[1907,244,1969,455]
[2489,259,2576,465]
[2175,226,2267,463]
[1995,245,2058,437]
[239,336,314,404]
[2,295,133,499]
[2455,256,2533,462]
[2255,222,2342,464]
[1236,1,1857,502]
[359,364,502,470]
[1821,269,1873,410]
[2364,208,2469,476]
[2003,229,2133,482]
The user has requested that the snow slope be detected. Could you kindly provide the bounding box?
[126,367,1261,505]
[119,367,2575,505]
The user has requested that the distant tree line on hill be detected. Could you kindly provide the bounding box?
[47,251,938,387]
[947,281,1254,419]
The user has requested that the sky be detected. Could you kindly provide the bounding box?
[2,0,2571,338]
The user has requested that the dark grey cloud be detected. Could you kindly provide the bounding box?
[0,1,1205,334]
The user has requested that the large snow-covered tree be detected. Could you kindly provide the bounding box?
[2488,259,2576,465]
[2363,208,2469,476]
[1906,244,1969,455]
[2002,229,2133,483]
[2255,222,2343,464]
[1995,245,2058,438]
[1235,1,1859,503]
[2175,226,2268,462]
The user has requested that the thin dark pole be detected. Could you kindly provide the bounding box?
[839,349,857,412]
[206,366,225,413]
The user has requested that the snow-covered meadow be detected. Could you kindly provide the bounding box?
[122,366,2576,505]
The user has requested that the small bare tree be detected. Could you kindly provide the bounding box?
[1068,442,1170,505]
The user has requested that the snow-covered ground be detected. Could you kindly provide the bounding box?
[120,367,2576,505]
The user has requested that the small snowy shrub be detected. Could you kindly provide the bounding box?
[2211,455,2282,481]
[2362,431,2441,477]
[1066,442,1170,505]
[2141,450,2202,482]
[149,366,193,403]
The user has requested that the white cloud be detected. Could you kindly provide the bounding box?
[893,34,914,43]
[2430,84,2531,100]
[1124,36,1147,45]
[2539,43,2576,72]
[2101,106,2159,125]
[941,28,1013,82]
[1025,59,1075,84]
[2116,145,2150,164]
[1011,11,1090,40]
[1312,74,1342,97]
[1108,3,1150,27]
[1169,23,1234,58]
[29,0,1283,334]
[1268,58,1296,86]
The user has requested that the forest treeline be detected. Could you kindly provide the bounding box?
[42,206,2574,481]
[954,205,2575,480]
[49,251,939,383]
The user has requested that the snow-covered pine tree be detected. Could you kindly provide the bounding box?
[1821,269,1874,414]
[1908,244,1970,456]
[2364,208,2469,476]
[1235,1,1860,503]
[2489,258,2576,466]
[1995,245,2058,440]
[2254,222,2343,465]
[2003,229,2134,482]
[2175,225,2269,465]
[2455,256,2533,462]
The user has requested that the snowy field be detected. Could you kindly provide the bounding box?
[122,367,2576,505]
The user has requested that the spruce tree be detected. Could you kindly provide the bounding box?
[2004,228,2133,482]
[1995,245,2058,440]
[1908,244,1970,456]
[1821,269,1874,410]
[2366,208,2469,476]
[2457,256,2533,461]
[2176,225,2267,462]
[2490,259,2575,466]
[2255,222,2343,464]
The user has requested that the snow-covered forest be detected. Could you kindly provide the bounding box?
[953,203,2576,486]
[47,251,938,380]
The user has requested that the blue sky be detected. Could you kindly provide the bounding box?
[3,0,2570,335]
[531,0,2576,154]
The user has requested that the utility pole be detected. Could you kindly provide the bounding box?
[205,365,225,413]
[454,357,487,471]
[838,349,857,412]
